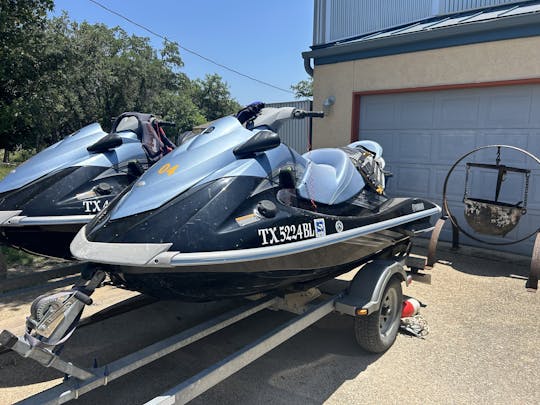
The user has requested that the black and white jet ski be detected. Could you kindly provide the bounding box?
[0,112,175,259]
[71,105,440,300]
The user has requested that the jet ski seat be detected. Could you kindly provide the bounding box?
[297,149,365,205]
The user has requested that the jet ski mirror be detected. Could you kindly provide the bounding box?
[233,130,280,159]
[87,133,123,153]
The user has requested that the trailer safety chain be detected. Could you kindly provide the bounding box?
[400,315,429,339]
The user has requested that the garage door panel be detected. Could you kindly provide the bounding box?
[475,132,530,166]
[396,132,433,161]
[361,98,397,130]
[359,84,540,254]
[530,86,540,126]
[399,99,434,129]
[434,132,477,164]
[516,212,540,241]
[437,96,480,129]
[483,92,532,128]
[530,175,540,210]
[434,167,466,204]
[526,134,540,162]
[389,166,431,197]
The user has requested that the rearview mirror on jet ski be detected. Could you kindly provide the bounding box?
[87,133,123,153]
[233,130,280,158]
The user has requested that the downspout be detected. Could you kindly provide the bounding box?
[303,54,314,77]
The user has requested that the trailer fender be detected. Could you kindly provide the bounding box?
[335,260,406,317]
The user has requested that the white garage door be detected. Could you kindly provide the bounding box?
[359,84,540,254]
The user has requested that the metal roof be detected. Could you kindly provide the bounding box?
[303,0,540,66]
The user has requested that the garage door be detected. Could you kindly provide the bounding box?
[359,84,540,255]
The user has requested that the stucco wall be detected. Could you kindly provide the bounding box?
[312,36,540,148]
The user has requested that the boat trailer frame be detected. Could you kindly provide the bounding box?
[0,258,426,404]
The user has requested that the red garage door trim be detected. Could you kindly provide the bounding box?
[350,77,540,142]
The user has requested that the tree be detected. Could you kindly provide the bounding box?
[1,12,242,156]
[291,77,313,99]
[0,0,54,160]
[192,74,241,122]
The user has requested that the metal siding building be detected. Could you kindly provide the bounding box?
[305,1,540,255]
[314,0,522,45]
[266,100,312,153]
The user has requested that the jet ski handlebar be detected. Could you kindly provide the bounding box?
[292,109,325,119]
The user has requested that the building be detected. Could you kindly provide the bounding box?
[302,0,540,254]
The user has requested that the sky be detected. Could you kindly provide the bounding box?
[51,0,314,106]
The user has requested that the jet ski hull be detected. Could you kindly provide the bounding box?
[106,230,410,301]
[0,165,137,259]
[0,223,85,259]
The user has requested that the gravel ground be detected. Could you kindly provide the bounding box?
[0,241,538,405]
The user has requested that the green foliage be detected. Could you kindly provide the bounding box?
[0,164,14,180]
[11,147,36,163]
[291,77,313,99]
[0,11,242,158]
[192,74,241,121]
[0,0,54,151]
[1,246,35,267]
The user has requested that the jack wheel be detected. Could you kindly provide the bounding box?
[354,278,402,353]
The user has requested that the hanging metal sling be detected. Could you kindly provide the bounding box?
[462,146,531,236]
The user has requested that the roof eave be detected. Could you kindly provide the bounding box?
[302,13,540,65]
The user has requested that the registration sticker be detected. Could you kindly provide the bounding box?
[314,218,326,238]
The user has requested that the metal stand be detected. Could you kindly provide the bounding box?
[526,232,540,291]
[426,216,459,268]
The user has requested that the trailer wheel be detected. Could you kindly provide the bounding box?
[354,278,402,353]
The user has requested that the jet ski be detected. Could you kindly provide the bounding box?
[0,112,175,259]
[71,105,440,301]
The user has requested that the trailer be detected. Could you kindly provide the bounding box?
[0,257,428,404]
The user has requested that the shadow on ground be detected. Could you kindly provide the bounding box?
[414,242,531,279]
[0,283,382,405]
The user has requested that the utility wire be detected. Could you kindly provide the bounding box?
[87,0,295,95]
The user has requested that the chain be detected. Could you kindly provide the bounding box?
[496,146,501,166]
[523,171,530,210]
[463,163,471,202]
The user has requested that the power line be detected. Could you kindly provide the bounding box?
[87,0,295,95]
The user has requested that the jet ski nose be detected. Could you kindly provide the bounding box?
[70,226,173,265]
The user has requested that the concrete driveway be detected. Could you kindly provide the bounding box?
[0,241,538,404]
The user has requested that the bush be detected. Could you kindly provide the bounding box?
[11,147,36,164]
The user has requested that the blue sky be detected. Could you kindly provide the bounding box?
[52,0,314,105]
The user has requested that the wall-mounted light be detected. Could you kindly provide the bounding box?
[323,96,335,108]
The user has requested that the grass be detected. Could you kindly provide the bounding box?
[0,165,14,180]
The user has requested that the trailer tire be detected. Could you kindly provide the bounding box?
[354,278,402,353]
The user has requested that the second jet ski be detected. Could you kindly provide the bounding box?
[0,112,175,259]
